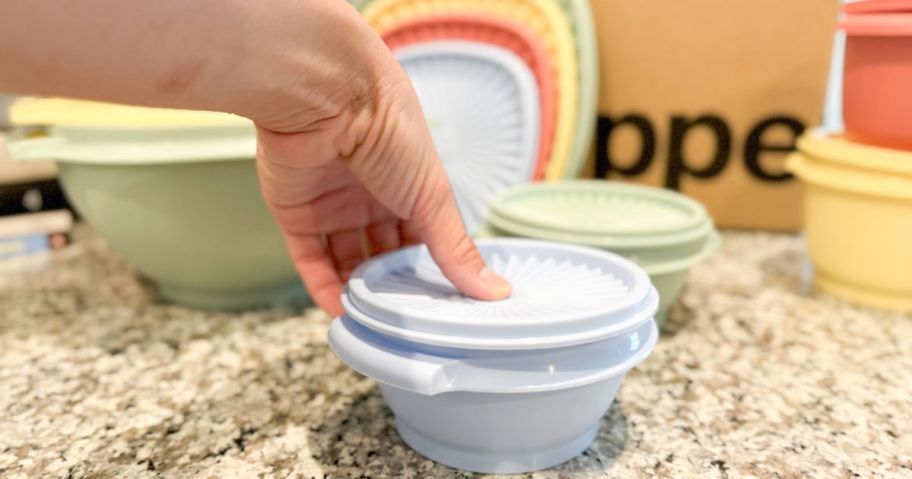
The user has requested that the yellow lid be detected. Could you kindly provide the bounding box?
[9,97,249,128]
[787,152,912,200]
[797,129,912,176]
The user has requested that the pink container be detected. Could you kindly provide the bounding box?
[841,2,912,150]
[382,14,556,180]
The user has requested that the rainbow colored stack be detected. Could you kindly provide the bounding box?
[352,0,598,233]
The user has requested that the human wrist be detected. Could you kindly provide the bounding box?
[219,0,388,133]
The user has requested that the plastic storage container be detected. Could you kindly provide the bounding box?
[5,99,307,311]
[329,238,659,473]
[480,181,720,326]
[396,41,540,234]
[360,0,579,181]
[840,1,912,150]
[787,129,912,312]
[382,14,556,179]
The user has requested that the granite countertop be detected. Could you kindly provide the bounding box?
[1,227,910,478]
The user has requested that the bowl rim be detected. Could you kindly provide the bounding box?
[843,0,912,15]
[486,206,715,250]
[489,180,711,236]
[5,125,255,165]
[797,129,912,176]
[328,313,659,394]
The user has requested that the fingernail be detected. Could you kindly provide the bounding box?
[479,267,512,299]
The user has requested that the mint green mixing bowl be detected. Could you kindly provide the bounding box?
[479,180,720,328]
[7,124,308,311]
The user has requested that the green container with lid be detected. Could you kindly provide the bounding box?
[6,99,308,311]
[480,180,720,326]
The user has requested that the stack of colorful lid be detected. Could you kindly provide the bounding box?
[479,180,720,327]
[787,0,912,313]
[6,98,308,311]
[353,0,598,234]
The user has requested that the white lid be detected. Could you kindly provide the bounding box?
[343,238,657,350]
[395,41,540,234]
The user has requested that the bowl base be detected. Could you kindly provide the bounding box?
[157,281,310,311]
[395,419,598,474]
[815,271,912,313]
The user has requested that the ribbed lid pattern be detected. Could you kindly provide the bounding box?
[373,253,630,318]
[396,42,539,234]
[344,238,656,350]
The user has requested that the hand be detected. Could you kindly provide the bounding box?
[0,0,511,316]
[250,1,511,315]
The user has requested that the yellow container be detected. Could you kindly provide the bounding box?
[787,130,912,312]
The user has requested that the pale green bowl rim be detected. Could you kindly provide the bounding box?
[489,180,710,237]
[6,124,256,165]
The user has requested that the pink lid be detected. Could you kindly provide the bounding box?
[840,13,912,35]
[844,0,912,14]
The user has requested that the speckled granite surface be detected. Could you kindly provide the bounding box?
[1,227,910,478]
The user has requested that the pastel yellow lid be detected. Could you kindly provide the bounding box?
[9,97,249,129]
[789,131,912,200]
[797,129,912,176]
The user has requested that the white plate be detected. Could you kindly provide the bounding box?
[395,41,540,234]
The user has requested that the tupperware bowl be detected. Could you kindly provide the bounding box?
[786,130,912,312]
[840,7,912,150]
[395,41,540,234]
[361,0,580,181]
[329,238,659,473]
[6,101,307,310]
[480,181,720,327]
[382,14,556,179]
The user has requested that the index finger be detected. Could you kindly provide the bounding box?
[281,232,344,316]
[409,173,512,302]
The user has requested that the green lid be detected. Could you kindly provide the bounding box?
[7,123,255,165]
[490,180,709,236]
[553,0,599,179]
[485,207,713,259]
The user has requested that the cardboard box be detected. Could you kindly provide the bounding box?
[589,0,840,230]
